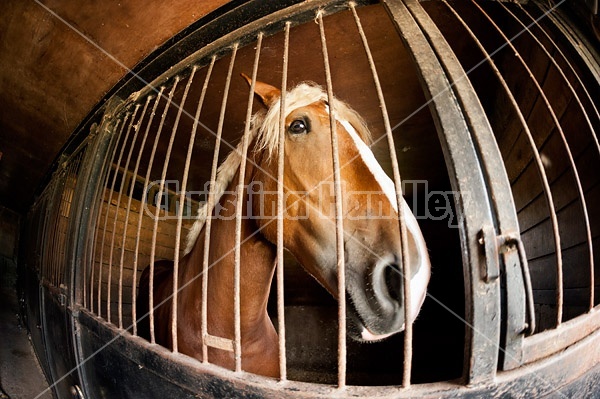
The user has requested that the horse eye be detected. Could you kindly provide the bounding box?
[288,119,309,135]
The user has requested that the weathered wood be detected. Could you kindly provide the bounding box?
[0,0,231,212]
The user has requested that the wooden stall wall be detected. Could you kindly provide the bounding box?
[423,0,600,333]
[91,168,194,328]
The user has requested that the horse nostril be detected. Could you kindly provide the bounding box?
[384,263,402,303]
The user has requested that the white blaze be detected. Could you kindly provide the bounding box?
[340,118,431,340]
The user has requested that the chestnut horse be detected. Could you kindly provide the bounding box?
[137,77,431,378]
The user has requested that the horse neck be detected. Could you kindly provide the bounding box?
[182,158,277,337]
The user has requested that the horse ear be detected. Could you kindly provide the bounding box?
[241,73,281,107]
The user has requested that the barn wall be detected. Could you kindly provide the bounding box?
[0,0,230,213]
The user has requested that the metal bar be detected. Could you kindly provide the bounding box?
[107,111,138,324]
[108,105,141,326]
[173,57,215,346]
[44,178,55,285]
[132,92,164,336]
[409,0,526,371]
[114,101,149,329]
[53,172,65,286]
[66,146,91,311]
[161,66,198,353]
[149,70,193,350]
[171,56,216,351]
[534,1,600,85]
[97,115,130,318]
[148,80,180,343]
[116,98,151,329]
[53,173,66,286]
[317,10,347,389]
[503,1,599,311]
[517,4,600,130]
[202,44,238,362]
[522,302,600,364]
[234,34,263,373]
[470,0,586,327]
[40,184,53,284]
[384,0,501,383]
[439,0,558,336]
[277,22,291,382]
[48,175,61,287]
[79,128,110,310]
[149,70,195,348]
[349,3,413,386]
[62,156,81,291]
[88,121,122,313]
[47,177,58,286]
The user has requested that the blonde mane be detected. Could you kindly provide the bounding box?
[183,82,372,255]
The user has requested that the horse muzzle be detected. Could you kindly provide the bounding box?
[346,216,431,342]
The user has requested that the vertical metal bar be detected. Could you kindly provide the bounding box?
[83,199,88,309]
[277,22,291,382]
[40,183,51,283]
[97,115,130,318]
[89,121,122,313]
[50,178,59,286]
[147,81,180,343]
[504,2,599,311]
[132,92,163,336]
[41,183,54,285]
[43,188,54,286]
[82,126,110,310]
[163,67,199,352]
[47,176,60,287]
[317,10,347,389]
[149,71,194,351]
[202,44,238,362]
[53,177,63,285]
[47,178,57,286]
[516,4,600,128]
[172,58,215,352]
[470,0,588,326]
[234,35,263,373]
[441,0,562,333]
[113,101,147,329]
[108,105,140,325]
[349,2,413,386]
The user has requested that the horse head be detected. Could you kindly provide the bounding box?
[244,76,431,342]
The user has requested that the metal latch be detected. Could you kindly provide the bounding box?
[478,225,536,335]
[478,226,525,282]
[478,225,501,283]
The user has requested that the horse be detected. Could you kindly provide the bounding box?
[137,75,431,378]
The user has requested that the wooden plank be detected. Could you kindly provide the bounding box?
[519,175,600,234]
[559,95,599,157]
[533,287,600,306]
[523,306,600,364]
[517,170,576,232]
[512,140,599,218]
[527,235,600,290]
[521,199,590,260]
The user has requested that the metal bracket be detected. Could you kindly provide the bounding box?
[478,226,527,282]
[478,225,501,283]
[59,283,68,308]
[478,226,536,335]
